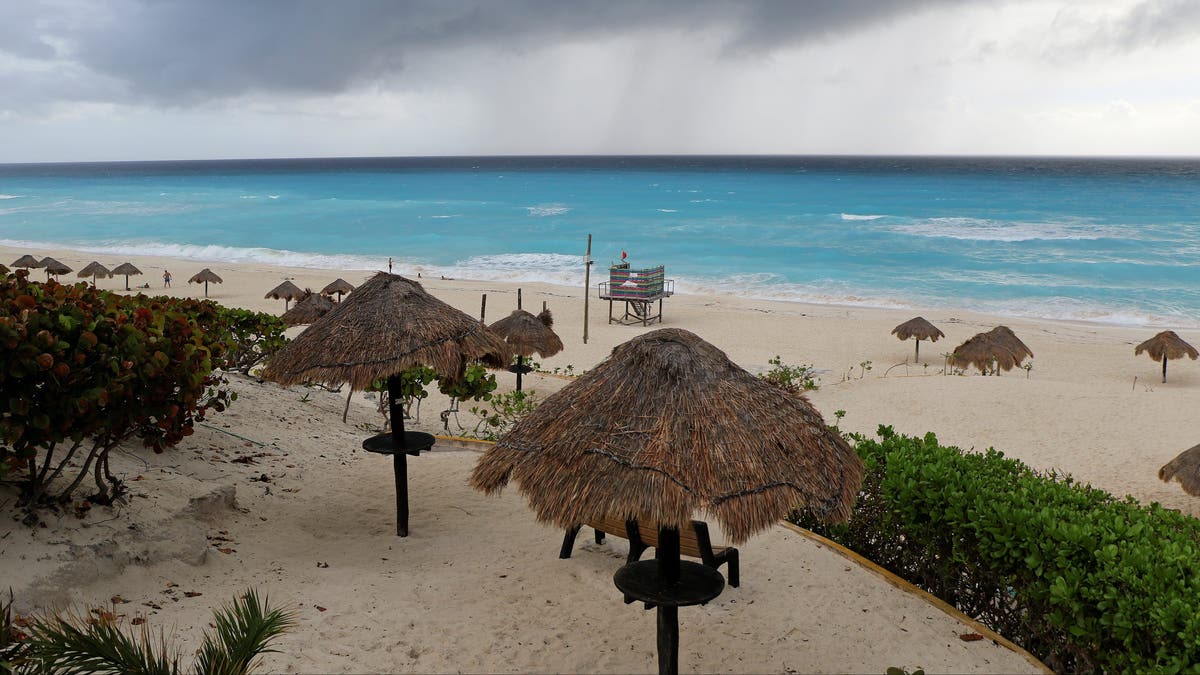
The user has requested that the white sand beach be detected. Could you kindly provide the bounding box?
[7,243,1199,673]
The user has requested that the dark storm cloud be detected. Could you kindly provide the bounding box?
[3,0,962,105]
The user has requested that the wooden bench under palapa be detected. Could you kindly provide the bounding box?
[560,515,740,588]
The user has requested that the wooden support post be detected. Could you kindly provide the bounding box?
[480,293,487,324]
[386,375,410,537]
[1163,355,1168,383]
[515,355,524,391]
[517,288,522,310]
[543,300,547,313]
[656,526,681,675]
[583,234,592,344]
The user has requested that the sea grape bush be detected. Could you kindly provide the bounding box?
[792,426,1200,673]
[0,270,234,517]
[214,306,288,375]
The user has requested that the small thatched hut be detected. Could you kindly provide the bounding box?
[111,262,143,290]
[321,278,355,303]
[1160,443,1200,497]
[11,254,41,269]
[77,261,112,288]
[265,280,305,310]
[281,291,335,327]
[891,316,944,361]
[489,308,564,390]
[1135,331,1197,383]
[950,326,1032,375]
[472,327,863,673]
[39,257,72,280]
[264,272,511,537]
[188,268,223,297]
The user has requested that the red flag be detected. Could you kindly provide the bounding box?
[621,250,627,260]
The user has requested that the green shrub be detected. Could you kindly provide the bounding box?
[759,355,819,393]
[792,426,1200,673]
[214,306,288,375]
[469,389,539,441]
[0,271,234,516]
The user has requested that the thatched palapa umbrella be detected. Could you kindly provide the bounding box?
[891,316,944,362]
[111,262,142,290]
[472,328,863,675]
[280,291,335,327]
[321,278,355,303]
[39,257,72,280]
[11,254,41,269]
[265,280,304,310]
[1159,443,1200,496]
[77,261,112,288]
[949,325,1032,375]
[188,268,223,297]
[1135,331,1197,384]
[489,308,563,390]
[263,272,510,536]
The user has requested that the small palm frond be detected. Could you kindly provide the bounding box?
[194,589,294,675]
[18,611,178,675]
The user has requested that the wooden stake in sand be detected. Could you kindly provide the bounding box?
[583,234,593,344]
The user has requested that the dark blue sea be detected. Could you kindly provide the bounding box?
[1,155,1198,327]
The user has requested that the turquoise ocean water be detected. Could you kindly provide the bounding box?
[1,156,1197,327]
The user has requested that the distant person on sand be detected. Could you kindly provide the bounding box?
[388,257,393,273]
[163,270,172,287]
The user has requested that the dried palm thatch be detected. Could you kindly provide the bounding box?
[263,272,511,389]
[39,257,72,279]
[77,261,112,287]
[1160,443,1200,496]
[265,280,304,310]
[321,278,355,302]
[949,326,1032,375]
[281,291,335,327]
[111,262,142,290]
[1135,330,1198,383]
[471,327,864,544]
[188,268,223,297]
[489,309,564,358]
[11,254,41,268]
[891,316,944,361]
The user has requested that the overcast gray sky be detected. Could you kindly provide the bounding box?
[2,0,1198,162]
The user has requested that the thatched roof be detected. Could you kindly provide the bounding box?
[78,261,112,279]
[470,328,864,544]
[489,309,564,358]
[1135,331,1198,363]
[321,278,355,297]
[1160,443,1200,497]
[263,272,511,389]
[949,325,1032,373]
[281,292,336,327]
[189,268,223,284]
[111,262,142,276]
[265,280,304,301]
[11,254,41,268]
[39,257,72,275]
[891,317,944,342]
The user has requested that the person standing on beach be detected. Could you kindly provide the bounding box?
[163,270,172,287]
[388,257,393,273]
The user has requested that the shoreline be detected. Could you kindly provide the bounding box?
[2,239,1193,331]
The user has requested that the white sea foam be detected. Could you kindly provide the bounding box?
[0,238,385,271]
[0,194,21,200]
[526,203,570,217]
[892,217,1125,242]
[840,213,885,221]
[657,209,679,213]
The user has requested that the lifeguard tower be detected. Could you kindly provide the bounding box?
[598,262,674,326]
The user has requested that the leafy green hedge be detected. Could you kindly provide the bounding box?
[793,426,1200,673]
[0,270,236,516]
[214,306,288,375]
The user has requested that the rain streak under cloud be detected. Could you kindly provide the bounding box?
[2,0,1200,161]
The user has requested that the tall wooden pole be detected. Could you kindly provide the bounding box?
[480,293,487,324]
[583,234,593,344]
[517,288,522,310]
